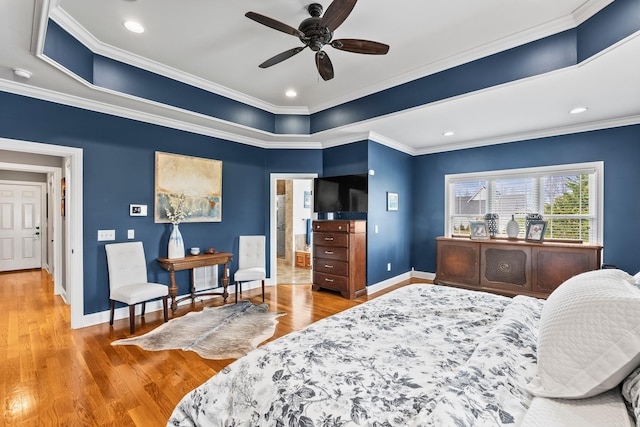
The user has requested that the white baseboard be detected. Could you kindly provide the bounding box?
[80,280,276,328]
[366,270,436,296]
[80,273,438,329]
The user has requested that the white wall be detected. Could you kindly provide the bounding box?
[293,179,312,250]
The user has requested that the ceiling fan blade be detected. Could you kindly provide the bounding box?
[245,11,304,38]
[315,51,334,81]
[259,47,306,68]
[331,39,390,55]
[320,0,357,32]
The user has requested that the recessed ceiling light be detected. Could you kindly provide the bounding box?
[285,89,297,98]
[443,131,455,137]
[570,106,588,114]
[123,20,144,33]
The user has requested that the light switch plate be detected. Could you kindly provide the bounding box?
[98,230,115,241]
[127,229,135,239]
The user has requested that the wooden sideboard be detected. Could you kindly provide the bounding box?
[312,220,366,299]
[435,237,602,298]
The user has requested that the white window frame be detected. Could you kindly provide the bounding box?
[444,162,604,244]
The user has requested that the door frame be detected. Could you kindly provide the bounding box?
[0,137,84,329]
[269,173,317,285]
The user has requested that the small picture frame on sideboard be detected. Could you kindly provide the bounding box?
[525,220,547,242]
[470,221,490,240]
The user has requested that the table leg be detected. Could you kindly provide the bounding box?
[168,271,178,313]
[222,263,229,302]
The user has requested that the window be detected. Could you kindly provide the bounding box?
[445,162,603,243]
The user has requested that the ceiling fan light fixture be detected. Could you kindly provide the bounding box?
[246,0,388,81]
[570,106,588,114]
[285,89,297,98]
[123,20,145,34]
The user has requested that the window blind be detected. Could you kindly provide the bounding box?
[446,163,601,243]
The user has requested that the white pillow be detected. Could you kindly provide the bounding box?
[521,387,634,427]
[527,269,640,398]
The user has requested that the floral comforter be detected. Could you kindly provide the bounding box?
[168,284,544,426]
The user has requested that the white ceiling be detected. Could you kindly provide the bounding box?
[1,0,639,154]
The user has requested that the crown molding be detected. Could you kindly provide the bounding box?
[414,114,640,156]
[48,0,611,116]
[3,74,637,157]
[308,0,612,114]
[49,6,309,116]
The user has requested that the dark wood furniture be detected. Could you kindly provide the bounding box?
[312,220,366,299]
[435,237,602,298]
[295,251,311,269]
[157,252,233,312]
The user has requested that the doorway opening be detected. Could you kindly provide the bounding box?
[270,173,317,286]
[0,137,84,329]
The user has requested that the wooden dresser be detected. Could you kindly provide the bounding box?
[435,237,602,298]
[312,220,366,299]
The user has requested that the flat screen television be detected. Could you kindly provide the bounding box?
[313,174,368,213]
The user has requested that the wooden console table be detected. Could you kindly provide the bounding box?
[157,252,233,312]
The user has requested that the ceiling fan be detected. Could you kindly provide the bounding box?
[245,0,389,81]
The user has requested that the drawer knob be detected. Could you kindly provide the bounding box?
[325,251,334,255]
[324,264,333,269]
[324,237,334,241]
[325,278,334,283]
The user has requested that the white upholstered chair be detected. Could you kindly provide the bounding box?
[105,241,169,334]
[234,235,266,303]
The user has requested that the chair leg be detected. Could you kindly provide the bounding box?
[162,296,169,323]
[110,300,115,326]
[129,305,136,334]
[261,279,265,302]
[141,301,146,317]
[235,281,239,304]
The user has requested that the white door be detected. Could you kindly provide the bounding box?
[0,184,42,271]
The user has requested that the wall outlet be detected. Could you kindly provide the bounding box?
[127,229,135,239]
[97,229,115,241]
[387,262,391,271]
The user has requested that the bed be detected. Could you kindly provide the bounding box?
[168,269,640,426]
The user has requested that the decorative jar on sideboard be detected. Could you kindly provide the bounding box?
[506,215,519,239]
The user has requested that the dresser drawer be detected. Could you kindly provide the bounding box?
[313,271,348,291]
[313,258,348,276]
[313,221,351,233]
[313,245,348,261]
[315,232,348,247]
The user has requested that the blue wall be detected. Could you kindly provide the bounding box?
[4,0,640,316]
[411,125,640,274]
[2,91,639,316]
[367,142,413,284]
[0,91,322,314]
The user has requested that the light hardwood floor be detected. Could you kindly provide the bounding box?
[0,268,410,426]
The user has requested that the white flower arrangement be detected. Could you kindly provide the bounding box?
[165,193,191,225]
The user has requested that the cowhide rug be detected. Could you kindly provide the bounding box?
[111,301,286,359]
